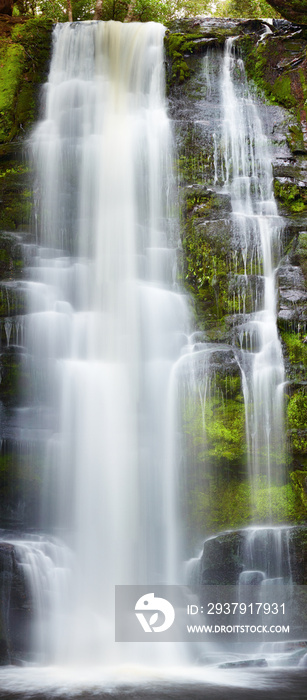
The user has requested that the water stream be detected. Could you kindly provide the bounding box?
[220,38,286,508]
[16,20,189,666]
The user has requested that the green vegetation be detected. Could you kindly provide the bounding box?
[181,369,246,479]
[183,391,246,466]
[11,0,286,22]
[181,200,249,326]
[295,232,307,280]
[288,390,307,454]
[215,0,280,18]
[290,470,307,519]
[185,478,302,541]
[13,0,216,23]
[0,160,32,231]
[36,0,95,21]
[282,331,307,366]
[271,75,297,110]
[183,229,229,317]
[260,0,307,24]
[165,33,191,83]
[0,18,53,143]
[274,180,306,213]
[0,43,25,143]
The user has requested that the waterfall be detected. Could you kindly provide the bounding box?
[220,39,286,512]
[14,20,190,665]
[0,23,298,688]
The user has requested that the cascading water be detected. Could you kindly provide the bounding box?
[11,20,190,666]
[220,39,286,511]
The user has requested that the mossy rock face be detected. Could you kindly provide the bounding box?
[290,471,307,520]
[244,30,307,154]
[181,187,265,331]
[274,178,307,213]
[0,282,27,316]
[165,18,268,88]
[0,17,53,143]
[0,146,32,232]
[0,42,25,143]
[184,476,302,547]
[287,389,307,456]
[174,122,216,187]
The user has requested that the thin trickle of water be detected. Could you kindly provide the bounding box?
[220,39,286,508]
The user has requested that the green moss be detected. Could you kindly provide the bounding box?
[185,189,220,214]
[0,18,53,144]
[175,125,212,185]
[288,390,307,454]
[0,163,28,179]
[164,33,191,85]
[274,179,307,213]
[186,478,301,540]
[294,232,307,281]
[244,38,302,120]
[281,330,307,365]
[164,29,230,87]
[290,470,307,520]
[287,123,306,154]
[183,228,229,319]
[0,43,26,142]
[182,216,248,325]
[0,186,32,231]
[182,381,246,468]
[271,74,297,110]
[0,151,32,231]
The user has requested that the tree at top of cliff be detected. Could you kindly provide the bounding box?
[215,0,281,19]
[264,0,307,24]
